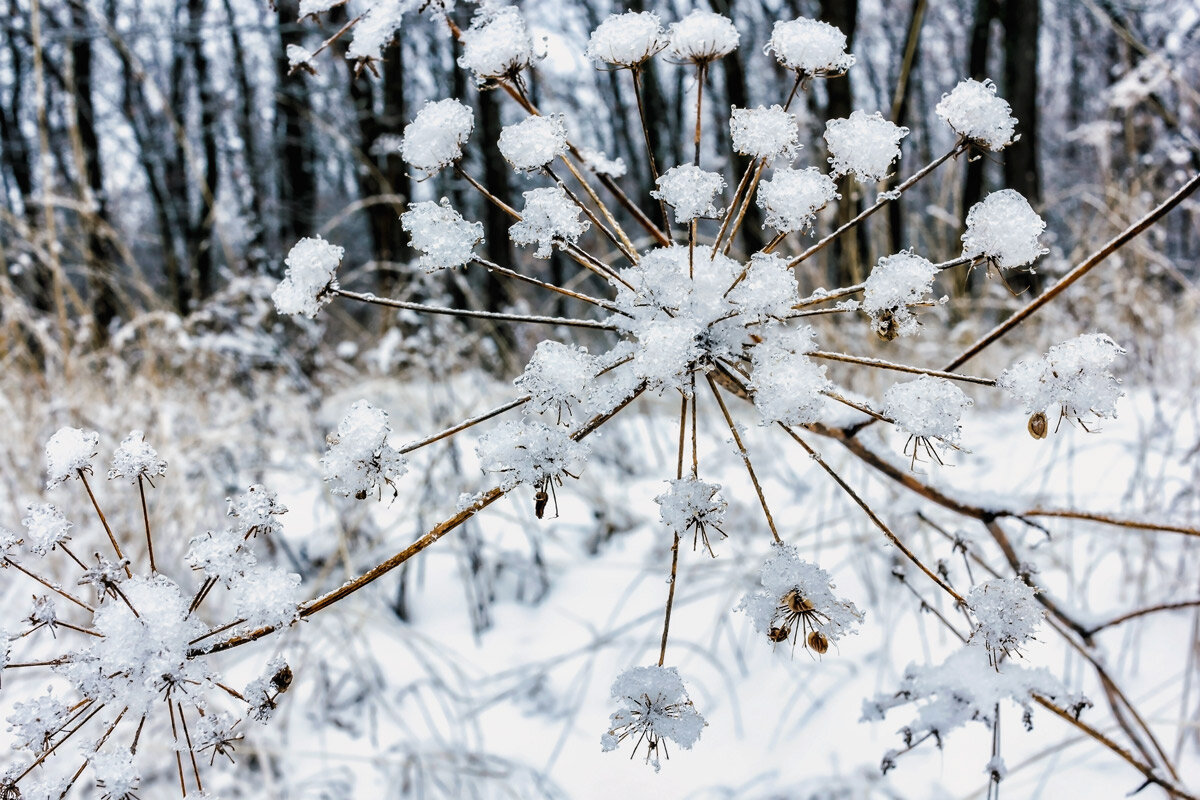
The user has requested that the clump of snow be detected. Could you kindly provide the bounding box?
[579,148,627,178]
[652,165,725,223]
[7,689,71,751]
[730,105,800,163]
[862,251,940,339]
[935,78,1018,150]
[586,11,667,68]
[187,528,256,585]
[21,503,72,556]
[400,98,474,174]
[667,10,739,63]
[322,400,407,499]
[765,17,855,75]
[633,317,703,393]
[729,253,799,321]
[401,198,483,271]
[998,333,1124,421]
[346,0,414,64]
[476,419,590,489]
[228,485,287,539]
[498,114,569,172]
[737,542,863,646]
[90,748,140,799]
[514,341,596,416]
[601,665,706,772]
[961,189,1047,269]
[286,43,315,73]
[967,578,1043,663]
[107,430,167,483]
[655,478,726,547]
[45,427,98,488]
[510,186,590,258]
[824,111,909,182]
[230,566,302,629]
[457,6,543,82]
[882,376,972,447]
[756,166,838,233]
[749,326,829,427]
[272,236,343,318]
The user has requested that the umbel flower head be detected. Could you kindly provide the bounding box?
[601,665,706,772]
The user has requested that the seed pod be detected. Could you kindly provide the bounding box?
[874,310,899,342]
[785,590,814,614]
[534,490,549,519]
[767,626,791,643]
[1027,411,1048,440]
[272,664,294,694]
[807,630,830,654]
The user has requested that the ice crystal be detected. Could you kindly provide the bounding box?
[862,251,940,339]
[667,10,739,63]
[499,114,570,173]
[7,690,70,751]
[400,98,474,174]
[882,376,972,448]
[935,78,1018,151]
[652,164,726,223]
[272,236,343,318]
[749,326,829,427]
[45,426,98,488]
[824,110,908,182]
[765,17,855,75]
[107,430,167,483]
[476,418,589,490]
[998,333,1124,421]
[961,189,1047,270]
[730,105,801,163]
[756,166,838,233]
[510,186,589,258]
[322,400,407,499]
[967,578,1043,663]
[586,11,667,68]
[601,665,706,772]
[21,503,71,556]
[457,6,543,82]
[345,0,414,64]
[401,198,483,271]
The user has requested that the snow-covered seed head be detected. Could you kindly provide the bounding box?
[765,17,855,76]
[21,503,72,556]
[108,430,167,484]
[586,11,668,68]
[862,251,940,340]
[728,252,800,322]
[514,340,597,418]
[967,578,1043,665]
[882,376,972,464]
[749,326,829,427]
[935,78,1018,151]
[476,418,590,490]
[601,665,706,772]
[961,189,1047,270]
[656,477,727,555]
[825,110,909,182]
[401,198,484,272]
[667,10,740,64]
[652,164,726,224]
[400,98,474,174]
[45,427,98,489]
[755,166,838,234]
[498,114,569,173]
[228,484,287,539]
[272,236,343,318]
[730,105,801,163]
[457,6,543,82]
[998,333,1124,424]
[510,186,590,258]
[322,400,407,500]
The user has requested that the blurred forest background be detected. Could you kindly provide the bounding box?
[0,0,1197,368]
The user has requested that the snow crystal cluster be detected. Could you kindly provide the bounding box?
[765,17,855,75]
[655,478,727,541]
[862,251,940,339]
[514,341,597,416]
[667,10,740,63]
[107,430,167,483]
[499,114,569,173]
[756,166,839,233]
[882,376,972,448]
[935,78,1018,151]
[476,419,590,489]
[749,326,829,427]
[21,502,72,556]
[738,543,863,647]
[228,484,288,539]
[400,98,474,174]
[272,236,343,318]
[961,189,1047,270]
[824,110,909,182]
[457,6,544,82]
[45,426,98,488]
[322,400,408,499]
[730,105,801,163]
[967,578,1043,663]
[401,198,483,271]
[586,11,667,68]
[510,186,590,258]
[998,333,1124,421]
[601,665,706,772]
[728,253,800,321]
[345,0,414,64]
[652,165,726,223]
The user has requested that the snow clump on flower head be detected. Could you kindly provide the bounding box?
[45,427,98,488]
[107,430,167,483]
[586,11,667,68]
[728,252,799,322]
[967,578,1043,664]
[765,17,855,76]
[22,503,72,556]
[998,333,1124,421]
[749,326,829,427]
[498,114,569,173]
[601,665,705,772]
[825,110,909,182]
[667,10,739,63]
[457,5,543,82]
[656,477,727,554]
[730,105,801,163]
[862,251,941,340]
[514,340,597,417]
[936,78,1018,151]
[476,418,590,490]
[401,198,483,272]
[272,236,343,318]
[883,376,972,448]
[322,400,407,499]
[400,98,474,175]
[652,164,726,224]
[961,189,1047,270]
[756,166,838,234]
[510,186,590,258]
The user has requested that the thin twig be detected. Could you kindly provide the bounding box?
[807,350,996,386]
[706,374,781,543]
[332,288,619,330]
[78,471,132,577]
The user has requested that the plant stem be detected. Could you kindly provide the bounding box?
[807,350,996,386]
[706,374,780,543]
[332,288,619,331]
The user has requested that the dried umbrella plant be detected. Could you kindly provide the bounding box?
[3,2,1200,797]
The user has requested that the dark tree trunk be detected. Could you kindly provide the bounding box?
[964,0,998,216]
[187,0,220,302]
[1001,0,1041,205]
[819,0,865,285]
[221,0,268,274]
[275,0,318,265]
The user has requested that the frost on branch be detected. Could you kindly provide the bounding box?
[862,251,940,340]
[967,578,1043,664]
[272,236,343,318]
[499,114,569,173]
[656,477,727,555]
[514,340,597,417]
[737,542,863,654]
[107,429,167,483]
[824,110,909,182]
[935,78,1018,151]
[476,418,589,490]
[667,10,740,63]
[322,400,407,499]
[756,166,838,233]
[728,252,800,322]
[457,6,543,82]
[749,326,829,427]
[730,105,801,163]
[765,17,855,76]
[400,98,474,174]
[21,502,72,556]
[45,426,98,488]
[962,189,1047,271]
[652,164,726,224]
[998,333,1124,424]
[586,11,667,68]
[601,665,706,772]
[882,376,972,449]
[401,198,483,271]
[510,186,589,258]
